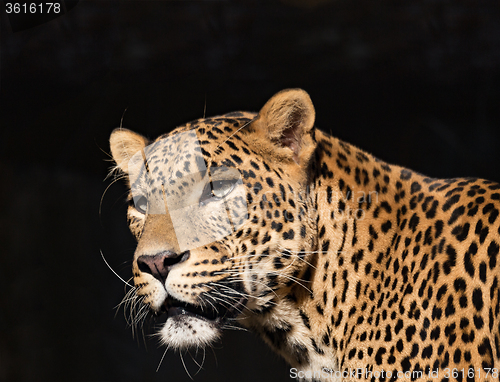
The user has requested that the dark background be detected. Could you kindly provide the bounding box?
[2,1,500,381]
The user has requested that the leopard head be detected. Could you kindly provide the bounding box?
[109,89,319,350]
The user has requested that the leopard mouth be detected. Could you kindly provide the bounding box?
[160,296,246,324]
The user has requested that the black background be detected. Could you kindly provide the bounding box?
[2,1,500,381]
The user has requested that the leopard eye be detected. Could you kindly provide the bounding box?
[211,180,235,199]
[200,179,237,205]
[133,195,148,214]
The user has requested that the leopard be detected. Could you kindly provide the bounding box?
[109,89,500,381]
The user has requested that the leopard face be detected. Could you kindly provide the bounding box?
[110,89,500,380]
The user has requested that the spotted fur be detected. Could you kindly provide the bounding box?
[110,89,500,381]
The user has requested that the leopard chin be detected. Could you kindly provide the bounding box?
[159,313,221,350]
[157,296,247,350]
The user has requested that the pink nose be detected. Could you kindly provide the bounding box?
[136,251,190,282]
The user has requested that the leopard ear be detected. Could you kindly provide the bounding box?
[109,128,148,173]
[253,88,316,165]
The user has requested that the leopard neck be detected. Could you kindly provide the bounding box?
[295,129,422,371]
[310,129,407,264]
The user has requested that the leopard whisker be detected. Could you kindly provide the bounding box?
[203,283,256,315]
[100,250,133,287]
[180,351,194,380]
[214,275,279,299]
[99,176,130,218]
[222,324,248,332]
[209,280,278,309]
[188,347,206,376]
[208,281,260,302]
[115,286,137,312]
[156,343,171,372]
[204,293,240,315]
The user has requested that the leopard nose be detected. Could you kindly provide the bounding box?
[136,251,190,282]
